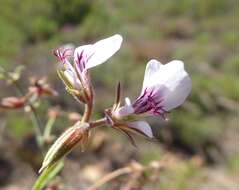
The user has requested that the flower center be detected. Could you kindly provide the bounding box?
[132,87,167,118]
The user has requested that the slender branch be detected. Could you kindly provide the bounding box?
[30,106,44,148]
[43,116,56,140]
[120,169,145,190]
[86,167,132,190]
[13,81,44,148]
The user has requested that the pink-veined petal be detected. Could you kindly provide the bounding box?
[128,121,153,138]
[74,44,94,72]
[73,34,122,70]
[55,44,75,72]
[141,60,191,111]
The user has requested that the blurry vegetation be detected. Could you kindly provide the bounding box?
[1,0,239,189]
[0,0,92,46]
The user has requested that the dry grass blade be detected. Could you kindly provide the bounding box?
[86,166,132,190]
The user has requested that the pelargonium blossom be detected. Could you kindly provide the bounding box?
[54,34,123,103]
[109,59,191,138]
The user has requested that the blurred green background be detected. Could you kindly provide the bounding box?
[0,0,239,189]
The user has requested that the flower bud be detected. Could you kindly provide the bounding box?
[1,96,26,109]
[54,34,123,104]
[29,77,58,97]
[39,122,89,173]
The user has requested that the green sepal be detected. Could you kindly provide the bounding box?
[57,69,74,89]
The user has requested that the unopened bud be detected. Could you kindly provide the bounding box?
[1,96,25,109]
[39,122,89,173]
[29,77,58,97]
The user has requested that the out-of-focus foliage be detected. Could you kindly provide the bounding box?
[50,0,92,26]
[0,0,92,62]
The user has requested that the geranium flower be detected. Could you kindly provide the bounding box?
[54,34,123,103]
[109,59,191,139]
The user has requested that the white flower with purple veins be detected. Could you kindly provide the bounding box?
[112,59,191,139]
[54,34,123,103]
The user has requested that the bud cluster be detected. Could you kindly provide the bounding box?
[0,76,57,110]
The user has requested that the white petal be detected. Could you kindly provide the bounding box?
[152,60,191,110]
[128,121,153,138]
[142,59,162,92]
[88,34,123,69]
[115,97,134,117]
[74,34,123,70]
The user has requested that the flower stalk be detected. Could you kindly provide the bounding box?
[13,80,44,148]
[81,95,93,122]
[89,117,108,129]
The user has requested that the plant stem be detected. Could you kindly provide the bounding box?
[82,101,93,122]
[13,81,44,148]
[43,116,56,141]
[89,117,108,129]
[30,106,44,148]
